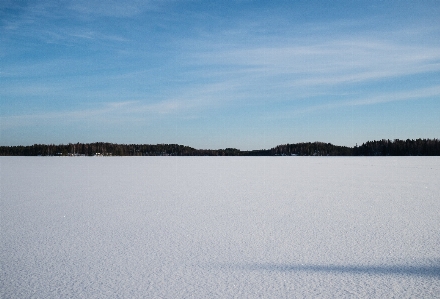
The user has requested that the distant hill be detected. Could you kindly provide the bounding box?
[0,139,439,156]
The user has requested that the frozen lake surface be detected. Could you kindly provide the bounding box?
[1,157,439,298]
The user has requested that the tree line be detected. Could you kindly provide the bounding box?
[0,139,439,156]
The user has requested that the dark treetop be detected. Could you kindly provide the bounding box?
[1,139,439,156]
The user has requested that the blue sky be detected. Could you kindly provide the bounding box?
[1,0,439,150]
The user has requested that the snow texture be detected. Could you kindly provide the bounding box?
[1,157,439,298]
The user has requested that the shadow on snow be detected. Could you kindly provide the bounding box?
[219,262,440,278]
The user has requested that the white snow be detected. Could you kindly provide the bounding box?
[1,157,439,298]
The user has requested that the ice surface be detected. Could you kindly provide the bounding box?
[1,157,439,298]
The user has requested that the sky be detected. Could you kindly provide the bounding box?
[1,0,440,150]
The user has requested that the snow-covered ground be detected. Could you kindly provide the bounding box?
[1,157,439,298]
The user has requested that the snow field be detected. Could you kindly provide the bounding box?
[1,157,439,298]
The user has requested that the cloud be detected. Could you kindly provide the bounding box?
[0,101,139,128]
[0,94,207,130]
[349,85,440,106]
[183,36,440,91]
[0,78,245,130]
[0,1,133,47]
[66,0,163,17]
[268,85,440,118]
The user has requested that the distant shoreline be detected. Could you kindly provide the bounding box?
[1,139,439,156]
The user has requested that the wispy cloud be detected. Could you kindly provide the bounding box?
[350,85,440,106]
[268,85,440,118]
[0,101,138,129]
[0,89,218,130]
[0,1,131,47]
[0,77,248,130]
[67,0,161,18]
[182,35,440,91]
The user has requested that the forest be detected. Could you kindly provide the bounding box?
[1,139,439,156]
